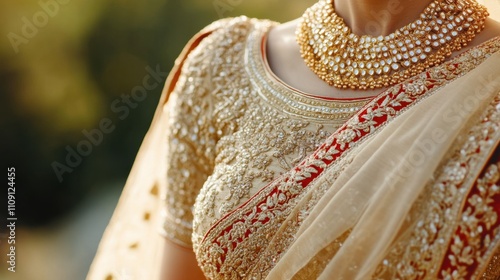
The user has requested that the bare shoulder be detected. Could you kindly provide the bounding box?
[472,17,500,46]
[266,19,301,65]
[265,19,312,85]
[267,19,300,45]
[485,17,500,36]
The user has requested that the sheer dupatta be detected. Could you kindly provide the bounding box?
[196,39,500,279]
[86,21,226,280]
[269,50,500,279]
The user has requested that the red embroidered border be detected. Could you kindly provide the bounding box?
[438,148,500,278]
[199,37,500,275]
[202,73,440,269]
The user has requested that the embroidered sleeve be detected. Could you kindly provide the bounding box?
[160,16,257,247]
[159,27,220,247]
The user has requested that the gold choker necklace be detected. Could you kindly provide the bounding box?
[296,0,489,89]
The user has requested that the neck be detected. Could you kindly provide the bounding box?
[334,0,435,36]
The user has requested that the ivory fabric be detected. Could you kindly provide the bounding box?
[86,20,225,280]
[88,16,500,280]
[267,50,500,280]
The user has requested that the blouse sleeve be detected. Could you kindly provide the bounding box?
[159,24,221,247]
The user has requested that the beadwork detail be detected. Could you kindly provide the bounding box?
[296,0,489,89]
[196,33,500,279]
[160,17,362,249]
[191,18,353,253]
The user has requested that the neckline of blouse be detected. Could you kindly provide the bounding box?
[244,21,372,122]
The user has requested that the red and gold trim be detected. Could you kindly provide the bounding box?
[197,34,500,279]
[438,148,500,279]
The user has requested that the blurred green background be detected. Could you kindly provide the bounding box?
[0,0,498,279]
[0,0,312,279]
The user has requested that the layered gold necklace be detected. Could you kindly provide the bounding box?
[296,0,489,89]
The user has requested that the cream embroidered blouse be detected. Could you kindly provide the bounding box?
[160,17,370,250]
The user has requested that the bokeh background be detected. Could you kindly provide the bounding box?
[0,0,499,279]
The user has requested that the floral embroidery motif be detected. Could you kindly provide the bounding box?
[191,18,358,252]
[439,152,500,279]
[373,94,500,280]
[161,17,362,248]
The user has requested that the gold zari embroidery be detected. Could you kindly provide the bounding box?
[159,16,500,280]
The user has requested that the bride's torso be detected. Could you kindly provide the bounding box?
[190,19,372,252]
[191,15,500,252]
